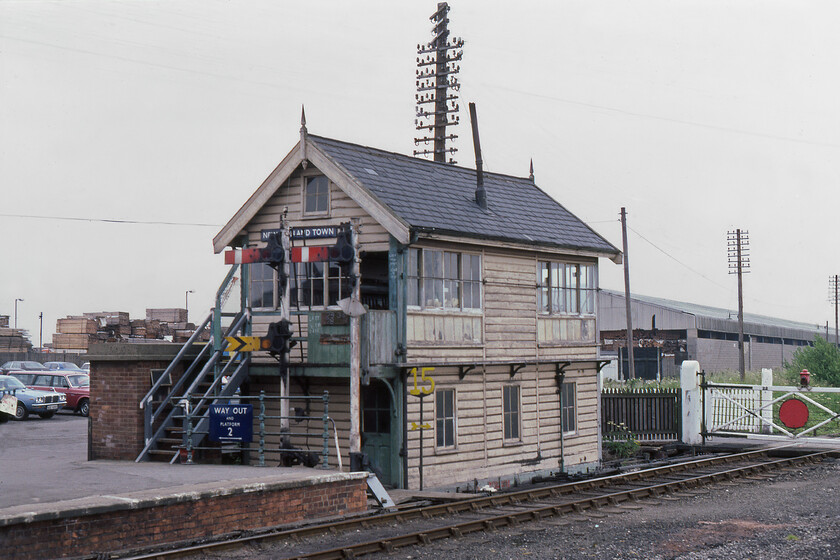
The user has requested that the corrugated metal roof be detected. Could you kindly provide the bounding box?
[310,135,619,256]
[601,289,824,336]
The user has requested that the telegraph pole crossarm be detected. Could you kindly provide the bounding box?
[727,229,750,381]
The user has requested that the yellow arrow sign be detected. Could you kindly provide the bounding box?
[410,422,432,431]
[225,336,263,353]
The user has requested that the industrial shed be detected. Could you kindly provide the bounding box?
[599,290,833,378]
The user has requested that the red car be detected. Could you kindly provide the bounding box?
[9,371,90,416]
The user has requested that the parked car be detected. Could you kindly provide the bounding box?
[81,362,90,373]
[9,371,90,416]
[0,375,66,420]
[0,361,48,374]
[44,361,86,372]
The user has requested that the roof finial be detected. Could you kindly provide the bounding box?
[300,105,307,135]
[529,159,535,182]
[300,105,308,168]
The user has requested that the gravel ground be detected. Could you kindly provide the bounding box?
[197,457,840,560]
[366,458,840,560]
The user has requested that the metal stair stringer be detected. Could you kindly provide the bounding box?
[171,356,252,463]
[135,311,249,462]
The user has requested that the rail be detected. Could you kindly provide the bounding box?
[117,447,836,560]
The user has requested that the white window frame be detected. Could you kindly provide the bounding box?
[538,261,596,316]
[249,262,276,309]
[302,175,330,216]
[291,261,351,309]
[408,248,482,311]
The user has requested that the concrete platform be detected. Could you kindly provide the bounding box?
[0,411,352,513]
[0,412,368,559]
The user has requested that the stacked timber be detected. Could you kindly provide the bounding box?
[84,312,131,337]
[146,308,188,323]
[0,328,33,352]
[130,319,161,339]
[52,308,205,348]
[53,316,100,349]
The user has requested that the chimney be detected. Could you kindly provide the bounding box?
[468,102,487,209]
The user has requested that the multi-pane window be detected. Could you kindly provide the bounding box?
[408,248,481,310]
[291,261,351,308]
[435,388,456,448]
[560,382,576,434]
[304,176,329,215]
[250,262,275,309]
[362,385,391,435]
[503,385,521,441]
[538,262,595,315]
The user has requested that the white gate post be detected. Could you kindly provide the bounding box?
[760,368,773,434]
[680,360,703,445]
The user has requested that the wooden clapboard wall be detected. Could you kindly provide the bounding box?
[247,168,390,251]
[404,364,599,490]
[245,376,352,468]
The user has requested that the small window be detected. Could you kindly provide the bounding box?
[250,262,275,309]
[304,176,329,215]
[503,385,521,441]
[560,382,576,434]
[435,388,456,448]
[53,376,69,388]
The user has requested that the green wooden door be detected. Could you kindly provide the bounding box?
[361,383,394,486]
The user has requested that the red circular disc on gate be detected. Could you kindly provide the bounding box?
[779,398,809,429]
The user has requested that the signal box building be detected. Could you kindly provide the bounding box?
[212,123,621,490]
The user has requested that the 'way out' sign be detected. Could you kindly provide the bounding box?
[209,404,253,442]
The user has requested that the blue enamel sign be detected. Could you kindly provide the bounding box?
[209,404,253,442]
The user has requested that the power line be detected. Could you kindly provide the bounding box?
[483,82,840,150]
[626,224,729,291]
[0,212,221,227]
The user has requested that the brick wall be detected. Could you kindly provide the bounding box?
[87,343,185,461]
[0,477,367,560]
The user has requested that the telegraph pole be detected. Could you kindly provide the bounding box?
[727,229,750,380]
[414,2,463,163]
[830,275,839,348]
[348,219,362,456]
[620,208,635,380]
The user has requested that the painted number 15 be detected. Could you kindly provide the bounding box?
[409,367,435,396]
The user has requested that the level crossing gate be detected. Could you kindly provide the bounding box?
[680,361,840,446]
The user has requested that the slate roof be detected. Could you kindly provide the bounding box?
[310,135,619,256]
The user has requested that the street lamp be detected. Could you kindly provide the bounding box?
[185,290,194,319]
[14,298,23,329]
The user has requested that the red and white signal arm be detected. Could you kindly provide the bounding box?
[291,246,329,263]
[224,248,264,265]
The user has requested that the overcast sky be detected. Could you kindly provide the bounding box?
[2,0,839,345]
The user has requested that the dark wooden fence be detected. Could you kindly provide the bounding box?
[601,387,681,442]
[0,351,86,367]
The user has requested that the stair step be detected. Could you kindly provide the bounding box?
[148,448,178,457]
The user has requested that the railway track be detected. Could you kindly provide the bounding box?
[121,448,835,560]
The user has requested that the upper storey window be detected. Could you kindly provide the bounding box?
[538,262,595,315]
[303,176,329,215]
[407,248,481,311]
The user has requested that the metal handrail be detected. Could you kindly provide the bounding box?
[140,312,213,411]
[135,311,249,462]
[175,391,334,469]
